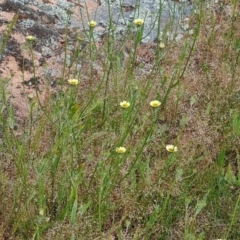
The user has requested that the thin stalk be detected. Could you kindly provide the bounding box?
[61,12,72,88]
[118,108,160,185]
[225,191,240,239]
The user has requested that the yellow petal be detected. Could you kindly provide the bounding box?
[68,79,79,85]
[150,100,161,108]
[116,147,126,153]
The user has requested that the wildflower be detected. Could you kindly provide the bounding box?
[26,36,36,41]
[159,42,165,49]
[68,79,79,85]
[120,101,130,109]
[134,18,144,26]
[116,147,126,154]
[88,20,97,28]
[150,100,161,108]
[166,144,178,152]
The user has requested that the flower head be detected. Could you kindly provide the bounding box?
[166,145,178,152]
[88,20,97,28]
[120,101,130,109]
[150,100,161,108]
[116,147,126,154]
[26,36,36,41]
[159,42,165,49]
[68,79,79,85]
[134,18,144,26]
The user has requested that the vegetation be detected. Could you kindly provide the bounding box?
[0,0,240,239]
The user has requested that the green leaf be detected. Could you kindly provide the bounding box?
[146,206,160,227]
[79,200,92,215]
[70,197,78,225]
[232,112,240,136]
[195,192,208,217]
[180,116,188,128]
[175,168,183,182]
[224,164,237,185]
[205,103,212,116]
[68,103,81,119]
[216,149,226,168]
[190,95,197,106]
[72,103,81,113]
[51,155,61,176]
[8,117,14,130]
[235,39,240,50]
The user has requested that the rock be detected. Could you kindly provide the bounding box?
[0,0,192,123]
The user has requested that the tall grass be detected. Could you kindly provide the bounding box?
[1,0,240,239]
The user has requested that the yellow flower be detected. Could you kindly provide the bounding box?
[134,18,144,26]
[116,147,126,154]
[150,100,161,108]
[68,79,79,85]
[26,36,36,41]
[88,20,97,28]
[159,42,165,49]
[120,101,130,108]
[166,145,178,152]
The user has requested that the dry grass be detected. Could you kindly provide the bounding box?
[1,0,240,239]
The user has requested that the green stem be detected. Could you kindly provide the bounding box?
[225,191,240,239]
